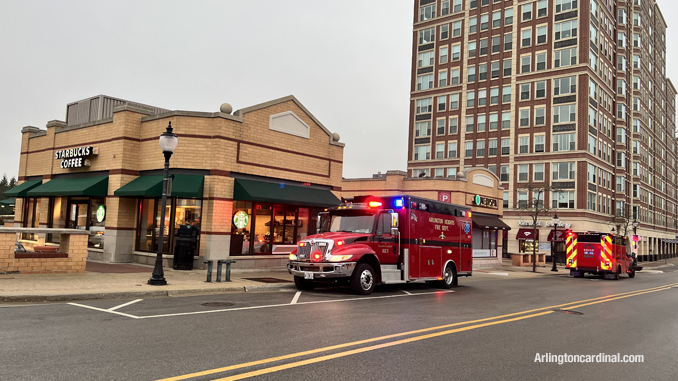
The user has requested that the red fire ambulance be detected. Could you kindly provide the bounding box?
[565,231,640,279]
[287,195,473,294]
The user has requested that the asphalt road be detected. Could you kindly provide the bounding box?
[1,270,677,381]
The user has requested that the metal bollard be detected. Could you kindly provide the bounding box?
[203,260,213,283]
[217,259,237,282]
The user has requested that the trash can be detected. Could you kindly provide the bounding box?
[173,224,198,270]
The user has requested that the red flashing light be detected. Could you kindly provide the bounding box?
[336,241,344,246]
[467,211,472,218]
[368,201,383,208]
[299,242,306,247]
[314,253,321,260]
[302,182,311,186]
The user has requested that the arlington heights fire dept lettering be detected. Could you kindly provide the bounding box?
[54,146,97,169]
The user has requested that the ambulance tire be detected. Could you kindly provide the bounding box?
[294,276,316,291]
[438,264,458,289]
[628,269,636,278]
[351,263,375,295]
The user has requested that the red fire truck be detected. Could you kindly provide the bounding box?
[287,195,473,294]
[565,231,640,279]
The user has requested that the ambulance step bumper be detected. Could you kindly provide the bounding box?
[288,261,356,279]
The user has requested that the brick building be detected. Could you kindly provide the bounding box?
[408,0,678,260]
[7,95,344,269]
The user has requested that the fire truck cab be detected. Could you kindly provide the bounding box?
[287,195,473,294]
[565,231,639,280]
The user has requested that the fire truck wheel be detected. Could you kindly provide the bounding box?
[294,276,316,291]
[628,269,636,278]
[350,263,375,295]
[438,264,458,289]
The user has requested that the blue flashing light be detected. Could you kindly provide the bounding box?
[394,198,404,208]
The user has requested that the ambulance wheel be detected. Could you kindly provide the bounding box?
[294,276,315,291]
[351,263,375,295]
[628,269,636,278]
[438,264,458,289]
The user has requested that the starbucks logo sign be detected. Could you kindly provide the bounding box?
[233,211,249,229]
[96,205,106,223]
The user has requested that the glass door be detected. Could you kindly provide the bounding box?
[68,198,90,230]
[273,207,297,244]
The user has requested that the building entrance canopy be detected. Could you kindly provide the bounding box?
[114,175,204,198]
[233,178,340,208]
[26,176,109,197]
[472,215,510,230]
[547,229,567,242]
[516,228,539,240]
[4,180,42,198]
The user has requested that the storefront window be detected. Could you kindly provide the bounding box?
[89,197,106,249]
[520,239,538,253]
[47,197,68,243]
[22,198,41,241]
[136,198,202,255]
[231,202,253,255]
[254,205,273,253]
[472,228,498,257]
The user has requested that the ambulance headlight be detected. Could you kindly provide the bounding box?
[329,255,353,262]
[289,254,297,261]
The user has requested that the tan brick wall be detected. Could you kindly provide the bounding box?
[0,232,88,274]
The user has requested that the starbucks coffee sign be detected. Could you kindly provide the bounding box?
[55,146,97,168]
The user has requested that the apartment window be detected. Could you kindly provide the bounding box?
[554,48,577,68]
[489,139,497,156]
[503,192,509,208]
[537,26,547,44]
[418,51,435,68]
[504,33,513,50]
[440,47,448,64]
[500,165,509,182]
[489,113,498,130]
[477,141,486,157]
[617,104,626,120]
[490,88,499,104]
[434,168,444,177]
[437,118,446,135]
[589,51,597,72]
[417,74,433,90]
[535,81,546,98]
[479,64,487,80]
[466,116,474,132]
[469,41,477,58]
[412,169,428,178]
[556,0,577,13]
[480,39,488,56]
[536,53,546,71]
[492,36,501,54]
[453,21,461,36]
[491,62,500,79]
[520,109,530,127]
[535,107,545,126]
[414,145,431,160]
[587,164,596,183]
[448,142,457,158]
[554,76,576,96]
[501,138,510,155]
[518,164,529,181]
[519,136,529,153]
[616,176,625,192]
[617,79,626,95]
[447,167,458,179]
[441,1,450,16]
[587,193,596,211]
[419,28,435,44]
[535,135,545,153]
[466,91,475,108]
[522,29,532,47]
[502,111,510,129]
[617,152,626,167]
[441,24,449,40]
[502,86,513,103]
[537,0,547,17]
[439,71,448,87]
[520,83,530,101]
[552,162,575,180]
[522,4,532,21]
[588,135,596,154]
[553,104,576,123]
[437,96,447,112]
[503,59,512,76]
[534,163,544,181]
[617,32,626,48]
[492,11,501,28]
[552,191,575,209]
[553,133,576,151]
[419,4,436,22]
[415,121,431,137]
[436,142,445,159]
[478,114,487,131]
[451,69,460,85]
[465,142,474,158]
[505,9,513,25]
[416,98,432,114]
[521,56,531,73]
[449,117,458,134]
[450,94,459,110]
[467,67,476,83]
[451,45,461,61]
[469,18,478,34]
[480,14,489,31]
[555,21,577,41]
[518,192,528,208]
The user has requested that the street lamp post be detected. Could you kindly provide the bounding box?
[551,214,559,272]
[632,219,639,262]
[148,122,178,286]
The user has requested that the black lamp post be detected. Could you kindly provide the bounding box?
[632,219,639,261]
[148,122,178,286]
[551,214,559,272]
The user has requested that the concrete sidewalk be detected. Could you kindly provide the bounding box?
[0,261,296,303]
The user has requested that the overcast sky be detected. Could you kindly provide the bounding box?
[1,0,678,180]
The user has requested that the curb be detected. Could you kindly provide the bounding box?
[0,283,297,303]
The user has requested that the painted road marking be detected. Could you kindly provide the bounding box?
[68,303,140,319]
[488,272,509,276]
[156,282,678,381]
[400,289,412,295]
[290,292,301,305]
[108,299,143,311]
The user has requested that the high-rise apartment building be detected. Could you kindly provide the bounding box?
[408,0,678,261]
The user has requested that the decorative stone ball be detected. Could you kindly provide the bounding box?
[332,132,341,142]
[220,103,233,114]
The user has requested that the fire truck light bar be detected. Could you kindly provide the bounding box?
[368,201,382,208]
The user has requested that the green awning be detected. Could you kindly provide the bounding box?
[0,198,15,206]
[26,176,109,197]
[3,180,42,198]
[113,175,204,198]
[233,178,340,208]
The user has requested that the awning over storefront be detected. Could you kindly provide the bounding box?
[547,229,567,242]
[516,228,539,240]
[233,178,341,208]
[3,180,42,198]
[26,176,109,197]
[472,215,511,230]
[660,238,678,244]
[113,175,204,198]
[0,198,15,207]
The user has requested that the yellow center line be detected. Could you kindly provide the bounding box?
[156,282,678,381]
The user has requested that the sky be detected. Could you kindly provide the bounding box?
[1,0,678,180]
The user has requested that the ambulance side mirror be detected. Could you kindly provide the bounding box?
[390,213,399,236]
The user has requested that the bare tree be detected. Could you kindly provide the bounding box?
[608,203,633,237]
[516,183,554,272]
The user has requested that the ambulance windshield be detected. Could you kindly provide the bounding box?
[326,214,375,234]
